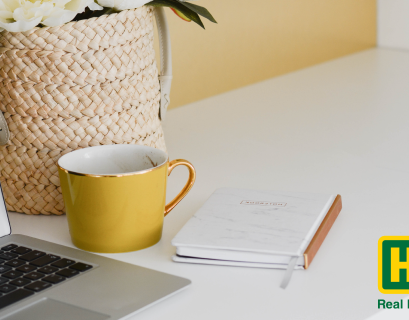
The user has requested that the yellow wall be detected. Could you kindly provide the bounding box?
[155,0,377,109]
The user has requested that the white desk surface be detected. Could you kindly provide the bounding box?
[8,47,409,320]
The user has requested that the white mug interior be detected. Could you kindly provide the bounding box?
[58,145,168,176]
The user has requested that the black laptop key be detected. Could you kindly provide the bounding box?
[1,244,18,251]
[11,247,32,255]
[51,258,76,268]
[0,278,8,286]
[69,263,93,272]
[0,265,11,273]
[5,259,26,268]
[19,250,45,261]
[30,254,60,267]
[16,265,36,273]
[24,272,44,281]
[56,268,79,278]
[42,274,65,284]
[0,284,16,293]
[0,289,33,308]
[0,253,18,260]
[38,266,58,274]
[2,271,23,279]
[25,281,51,292]
[10,278,31,287]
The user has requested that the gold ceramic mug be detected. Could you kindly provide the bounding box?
[57,145,195,253]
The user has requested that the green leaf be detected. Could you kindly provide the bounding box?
[73,7,118,22]
[179,2,216,23]
[148,0,205,29]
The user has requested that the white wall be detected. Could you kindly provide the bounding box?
[378,0,409,50]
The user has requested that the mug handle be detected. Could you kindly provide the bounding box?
[164,159,196,216]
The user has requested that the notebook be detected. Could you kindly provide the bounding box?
[0,182,191,319]
[172,188,342,288]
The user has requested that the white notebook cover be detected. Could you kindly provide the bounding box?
[172,255,305,270]
[172,188,336,265]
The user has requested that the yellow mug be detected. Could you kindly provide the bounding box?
[57,145,196,253]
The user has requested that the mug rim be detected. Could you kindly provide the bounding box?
[57,145,169,178]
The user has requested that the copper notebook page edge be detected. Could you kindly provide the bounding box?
[303,195,342,269]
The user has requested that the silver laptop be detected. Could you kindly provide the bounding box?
[0,184,191,320]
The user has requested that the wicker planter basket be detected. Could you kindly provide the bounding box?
[0,7,169,215]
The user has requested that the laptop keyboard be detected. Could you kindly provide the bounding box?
[0,244,94,309]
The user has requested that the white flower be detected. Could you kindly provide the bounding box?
[0,0,102,32]
[96,0,148,11]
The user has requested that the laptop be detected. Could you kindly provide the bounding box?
[0,184,191,320]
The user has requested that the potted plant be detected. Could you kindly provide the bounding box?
[0,0,215,215]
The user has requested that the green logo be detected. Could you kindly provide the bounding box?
[379,237,409,294]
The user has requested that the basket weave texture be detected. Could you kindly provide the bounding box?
[0,7,166,215]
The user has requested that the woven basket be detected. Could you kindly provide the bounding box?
[0,7,168,215]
